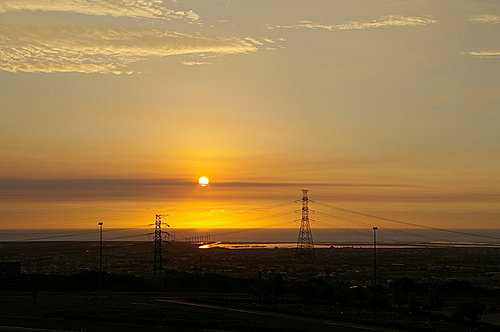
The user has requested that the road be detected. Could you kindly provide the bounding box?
[157,299,401,332]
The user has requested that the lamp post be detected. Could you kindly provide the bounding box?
[98,221,103,295]
[373,226,378,287]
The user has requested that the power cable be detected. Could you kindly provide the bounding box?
[315,202,500,241]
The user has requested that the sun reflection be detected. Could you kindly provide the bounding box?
[198,244,210,249]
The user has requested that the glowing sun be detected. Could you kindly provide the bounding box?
[198,176,209,187]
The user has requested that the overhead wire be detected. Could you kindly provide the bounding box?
[315,210,439,242]
[314,219,423,243]
[313,220,372,238]
[1,223,153,242]
[213,219,295,237]
[165,200,294,227]
[315,202,500,241]
[173,210,296,239]
[17,234,152,252]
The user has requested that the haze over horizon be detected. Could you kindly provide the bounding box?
[1,0,499,230]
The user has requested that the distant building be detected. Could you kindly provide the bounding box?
[0,262,21,278]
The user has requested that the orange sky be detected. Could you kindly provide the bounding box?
[1,0,499,230]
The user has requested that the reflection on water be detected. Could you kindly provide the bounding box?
[198,242,500,250]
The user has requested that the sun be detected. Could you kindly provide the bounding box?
[198,176,209,187]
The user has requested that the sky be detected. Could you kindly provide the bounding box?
[0,0,499,230]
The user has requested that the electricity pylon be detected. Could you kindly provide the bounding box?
[296,189,315,257]
[153,214,169,275]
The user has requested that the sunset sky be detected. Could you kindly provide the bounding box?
[1,0,499,230]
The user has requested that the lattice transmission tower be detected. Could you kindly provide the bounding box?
[296,189,315,257]
[153,214,170,275]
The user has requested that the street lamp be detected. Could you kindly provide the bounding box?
[373,226,378,287]
[98,221,103,295]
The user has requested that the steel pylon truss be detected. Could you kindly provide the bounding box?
[296,189,315,257]
[153,214,170,275]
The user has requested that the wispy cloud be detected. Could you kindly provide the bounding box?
[266,15,437,31]
[470,14,500,24]
[0,178,413,202]
[468,50,500,58]
[0,0,200,22]
[0,25,259,74]
[181,61,211,66]
[1,178,498,204]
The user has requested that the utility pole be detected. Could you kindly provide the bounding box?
[373,226,378,287]
[296,189,314,257]
[98,221,103,295]
[153,214,170,275]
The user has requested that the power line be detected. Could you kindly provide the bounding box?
[213,219,294,237]
[315,202,500,241]
[249,201,295,211]
[17,230,98,241]
[167,200,294,227]
[314,220,420,243]
[6,225,151,242]
[313,220,372,238]
[315,210,374,228]
[12,231,153,252]
[177,210,296,239]
[105,232,153,241]
[315,210,439,241]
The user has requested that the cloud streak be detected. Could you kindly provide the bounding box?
[266,15,437,31]
[468,50,500,58]
[0,178,409,202]
[0,0,200,22]
[181,61,211,66]
[0,25,259,74]
[2,178,497,204]
[470,14,500,24]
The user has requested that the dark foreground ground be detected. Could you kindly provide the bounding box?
[0,242,499,331]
